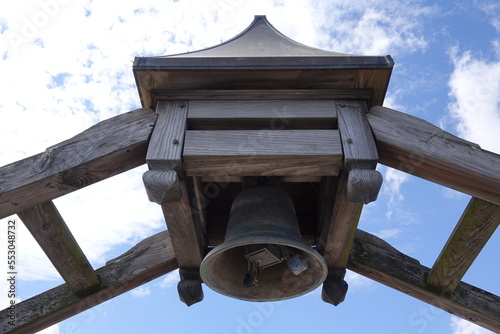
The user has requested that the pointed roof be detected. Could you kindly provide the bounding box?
[133,15,394,108]
[166,15,350,58]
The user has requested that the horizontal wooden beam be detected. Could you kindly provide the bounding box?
[187,99,337,130]
[349,229,500,333]
[152,88,373,102]
[367,106,500,206]
[426,197,500,293]
[0,231,177,334]
[17,201,100,296]
[0,108,157,219]
[183,130,343,176]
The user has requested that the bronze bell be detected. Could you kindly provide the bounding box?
[200,186,328,301]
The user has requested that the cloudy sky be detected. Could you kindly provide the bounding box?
[0,0,499,333]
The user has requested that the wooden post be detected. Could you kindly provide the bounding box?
[143,100,205,306]
[320,100,382,306]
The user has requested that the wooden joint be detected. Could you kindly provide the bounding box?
[321,268,348,306]
[177,268,204,306]
[346,169,383,204]
[143,170,181,204]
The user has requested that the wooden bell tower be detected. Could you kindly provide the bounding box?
[134,15,393,306]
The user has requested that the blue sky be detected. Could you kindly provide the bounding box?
[0,0,499,333]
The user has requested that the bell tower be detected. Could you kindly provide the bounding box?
[134,15,393,306]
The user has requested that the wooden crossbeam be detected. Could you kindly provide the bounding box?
[349,230,500,333]
[367,106,500,206]
[5,229,498,333]
[183,130,343,176]
[187,99,338,130]
[17,201,100,296]
[426,197,500,293]
[0,108,157,219]
[0,231,177,334]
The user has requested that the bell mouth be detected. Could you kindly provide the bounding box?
[199,186,327,302]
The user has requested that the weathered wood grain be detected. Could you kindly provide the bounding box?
[0,108,156,219]
[17,201,100,296]
[336,100,378,171]
[349,229,500,333]
[183,130,343,176]
[187,99,337,130]
[142,170,181,204]
[152,89,373,102]
[367,106,500,206]
[426,197,500,293]
[160,177,205,269]
[0,231,177,334]
[347,169,383,204]
[146,100,188,171]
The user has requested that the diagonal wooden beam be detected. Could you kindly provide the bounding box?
[367,106,500,206]
[0,108,157,219]
[17,201,100,296]
[426,197,500,293]
[349,229,500,333]
[0,230,177,334]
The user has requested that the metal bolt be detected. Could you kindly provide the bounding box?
[347,138,353,144]
[173,139,179,145]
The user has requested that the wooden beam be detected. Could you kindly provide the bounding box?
[320,101,381,305]
[17,201,100,296]
[426,197,500,293]
[349,229,500,333]
[367,106,500,206]
[0,108,157,219]
[187,99,337,130]
[152,88,373,102]
[143,100,206,305]
[0,231,177,334]
[183,130,343,176]
[146,100,187,172]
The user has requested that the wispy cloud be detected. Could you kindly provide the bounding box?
[446,46,500,154]
[158,269,180,289]
[131,286,151,298]
[450,316,494,334]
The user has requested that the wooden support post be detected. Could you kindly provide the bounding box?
[0,231,177,334]
[367,106,500,206]
[17,201,100,296]
[144,100,205,305]
[426,197,500,293]
[349,229,500,333]
[319,100,381,306]
[0,108,157,219]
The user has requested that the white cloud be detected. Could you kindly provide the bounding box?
[374,228,404,240]
[450,316,494,334]
[447,46,500,154]
[158,269,180,289]
[130,286,151,298]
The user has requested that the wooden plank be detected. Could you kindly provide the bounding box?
[0,231,177,334]
[152,88,373,102]
[160,177,205,268]
[367,106,500,206]
[187,99,337,130]
[146,100,188,171]
[426,197,500,293]
[17,201,100,296]
[183,130,343,176]
[349,229,500,333]
[336,101,378,171]
[0,108,157,219]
